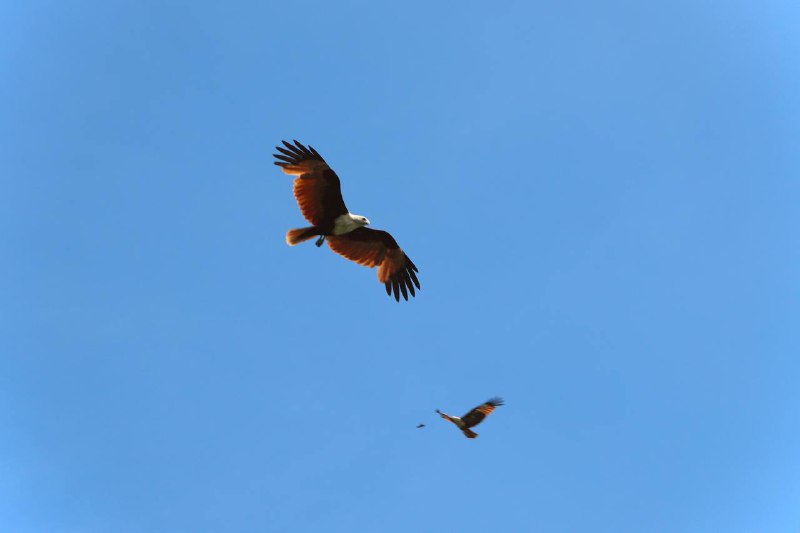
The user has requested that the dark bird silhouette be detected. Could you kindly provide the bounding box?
[436,397,504,438]
[273,140,421,301]
[416,423,425,428]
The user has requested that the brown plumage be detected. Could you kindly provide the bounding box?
[436,397,504,439]
[274,140,420,301]
[327,229,419,301]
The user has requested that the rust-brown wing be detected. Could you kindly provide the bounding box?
[326,227,421,301]
[460,397,504,429]
[273,140,348,225]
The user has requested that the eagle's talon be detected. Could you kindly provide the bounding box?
[315,235,325,247]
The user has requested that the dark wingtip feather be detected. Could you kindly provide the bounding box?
[293,140,312,156]
[399,279,408,300]
[406,277,416,297]
[274,140,324,164]
[402,272,416,297]
[273,153,294,163]
[381,260,420,302]
[282,140,303,155]
[407,267,421,289]
[487,397,505,407]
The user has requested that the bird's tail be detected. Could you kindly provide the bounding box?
[286,226,321,246]
[462,428,479,439]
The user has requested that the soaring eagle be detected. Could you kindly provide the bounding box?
[436,397,504,438]
[273,140,421,301]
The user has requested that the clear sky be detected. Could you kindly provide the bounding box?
[2,1,799,531]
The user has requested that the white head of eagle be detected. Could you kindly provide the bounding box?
[333,213,370,235]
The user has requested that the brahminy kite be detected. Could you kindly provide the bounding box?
[436,397,504,439]
[273,140,420,301]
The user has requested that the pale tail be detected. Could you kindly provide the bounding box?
[286,227,320,246]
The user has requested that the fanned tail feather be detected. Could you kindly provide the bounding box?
[286,227,321,246]
[462,428,478,439]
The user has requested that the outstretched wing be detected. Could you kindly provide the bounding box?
[460,397,504,429]
[273,140,348,225]
[326,227,421,301]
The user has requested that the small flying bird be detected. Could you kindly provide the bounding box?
[416,423,426,428]
[436,397,504,439]
[273,140,421,301]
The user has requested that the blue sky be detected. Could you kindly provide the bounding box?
[2,1,800,531]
